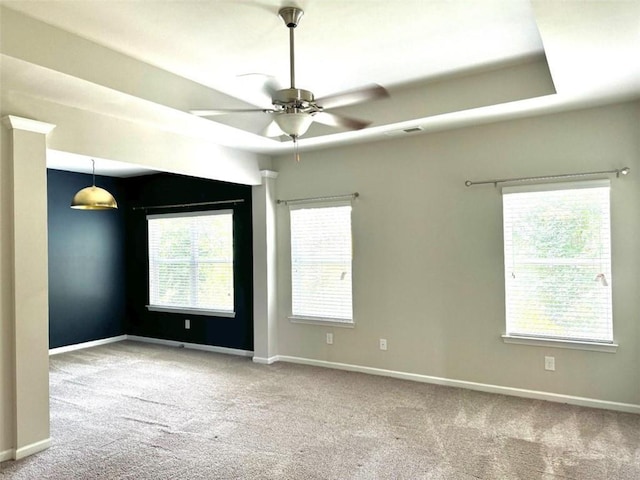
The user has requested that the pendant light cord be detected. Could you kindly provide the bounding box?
[91,159,96,187]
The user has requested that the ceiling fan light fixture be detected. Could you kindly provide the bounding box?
[274,112,314,137]
[190,4,389,162]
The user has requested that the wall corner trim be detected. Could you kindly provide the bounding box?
[0,449,15,462]
[2,115,56,134]
[260,170,279,179]
[274,355,640,415]
[14,438,51,460]
[252,355,280,365]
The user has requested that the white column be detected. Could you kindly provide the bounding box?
[252,169,279,364]
[2,115,55,459]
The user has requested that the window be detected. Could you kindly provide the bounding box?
[289,202,353,324]
[147,210,234,317]
[502,180,613,345]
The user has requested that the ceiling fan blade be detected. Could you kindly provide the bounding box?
[316,84,389,110]
[313,111,371,131]
[262,76,283,100]
[236,73,283,108]
[262,120,285,138]
[190,108,273,116]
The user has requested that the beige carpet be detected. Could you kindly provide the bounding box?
[1,341,639,479]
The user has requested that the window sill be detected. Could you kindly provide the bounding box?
[502,335,617,353]
[146,305,236,318]
[289,316,355,328]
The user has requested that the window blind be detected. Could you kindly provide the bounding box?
[147,210,234,313]
[502,180,613,343]
[290,203,353,322]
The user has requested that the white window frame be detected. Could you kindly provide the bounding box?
[146,209,235,317]
[288,200,354,327]
[500,180,617,352]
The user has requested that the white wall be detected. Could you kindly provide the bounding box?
[273,101,640,406]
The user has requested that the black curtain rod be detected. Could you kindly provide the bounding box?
[132,199,244,211]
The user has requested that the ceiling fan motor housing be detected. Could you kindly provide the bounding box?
[273,88,319,112]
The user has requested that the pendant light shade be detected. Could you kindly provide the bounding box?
[274,112,314,138]
[71,185,118,210]
[70,159,118,210]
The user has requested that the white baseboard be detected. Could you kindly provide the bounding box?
[49,335,127,355]
[275,355,640,415]
[252,355,279,365]
[14,437,51,460]
[126,335,254,357]
[0,448,15,462]
[47,336,639,414]
[48,334,254,358]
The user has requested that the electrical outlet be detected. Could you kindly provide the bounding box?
[544,356,555,371]
[379,338,387,351]
[185,319,190,330]
[326,333,333,345]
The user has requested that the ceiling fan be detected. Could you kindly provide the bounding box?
[190,6,389,159]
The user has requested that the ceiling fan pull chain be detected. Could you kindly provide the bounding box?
[293,136,300,162]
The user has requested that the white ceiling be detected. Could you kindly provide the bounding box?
[46,150,158,178]
[2,0,546,96]
[1,0,639,176]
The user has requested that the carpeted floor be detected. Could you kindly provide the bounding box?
[1,341,639,479]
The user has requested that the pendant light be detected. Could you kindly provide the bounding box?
[70,159,118,210]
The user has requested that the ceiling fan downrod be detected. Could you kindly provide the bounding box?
[274,7,314,114]
[278,7,304,90]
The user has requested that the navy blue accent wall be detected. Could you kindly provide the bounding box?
[47,170,127,348]
[125,173,253,351]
